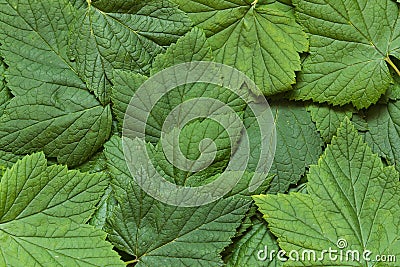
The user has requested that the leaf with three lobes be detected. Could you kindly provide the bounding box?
[290,0,400,108]
[172,0,308,95]
[112,28,247,145]
[104,136,250,266]
[254,119,400,266]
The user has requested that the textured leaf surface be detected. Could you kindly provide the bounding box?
[307,103,353,143]
[76,152,108,174]
[0,89,112,166]
[254,119,400,266]
[0,0,112,166]
[104,136,250,267]
[290,0,400,108]
[0,151,21,171]
[112,28,247,144]
[111,28,211,130]
[0,153,124,267]
[383,58,400,102]
[0,59,10,116]
[111,70,147,129]
[151,27,213,74]
[150,118,242,187]
[89,185,116,230]
[351,110,369,132]
[173,0,308,95]
[267,100,323,193]
[112,27,263,193]
[69,0,86,9]
[71,0,191,103]
[0,0,82,96]
[225,219,283,267]
[365,100,400,172]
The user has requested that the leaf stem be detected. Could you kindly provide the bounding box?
[385,56,400,77]
[125,259,139,265]
[251,0,258,7]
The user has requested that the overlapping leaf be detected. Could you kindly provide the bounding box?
[0,0,112,166]
[0,151,20,171]
[2,0,399,265]
[112,27,270,193]
[0,153,124,267]
[225,219,283,267]
[104,136,250,266]
[111,30,233,186]
[307,103,353,143]
[267,100,323,193]
[0,89,112,166]
[70,0,191,103]
[290,0,400,108]
[173,0,308,95]
[365,100,400,172]
[0,58,10,116]
[0,0,81,96]
[254,119,400,266]
[111,27,214,131]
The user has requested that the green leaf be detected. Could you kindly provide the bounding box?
[0,151,21,171]
[290,0,400,109]
[89,185,117,230]
[0,89,112,166]
[145,93,248,150]
[382,58,400,102]
[111,28,211,130]
[0,0,83,97]
[351,110,369,132]
[111,70,148,130]
[111,28,263,196]
[365,100,400,172]
[104,136,250,266]
[112,28,247,144]
[0,153,124,267]
[306,103,353,143]
[254,119,400,266]
[76,151,108,174]
[0,59,11,116]
[70,0,191,104]
[150,118,242,187]
[0,0,112,166]
[172,0,308,95]
[225,219,283,267]
[267,100,323,193]
[151,27,213,74]
[68,0,87,9]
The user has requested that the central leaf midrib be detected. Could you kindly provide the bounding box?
[4,1,101,102]
[316,0,387,57]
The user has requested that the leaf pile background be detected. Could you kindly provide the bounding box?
[0,0,399,266]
